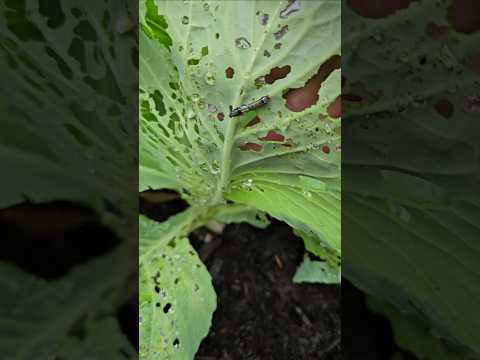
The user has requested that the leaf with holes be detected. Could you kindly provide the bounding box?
[0,243,135,359]
[140,0,341,276]
[0,0,137,239]
[139,212,216,360]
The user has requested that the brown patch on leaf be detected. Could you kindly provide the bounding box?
[283,55,341,112]
[225,67,235,79]
[435,99,454,118]
[322,145,331,154]
[327,96,341,118]
[346,0,416,19]
[217,112,225,121]
[259,131,285,142]
[240,142,263,152]
[265,65,291,84]
[447,0,480,34]
[282,138,296,148]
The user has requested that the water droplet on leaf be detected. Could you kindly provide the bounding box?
[191,93,200,103]
[258,13,269,25]
[280,0,301,19]
[303,190,312,199]
[181,16,189,25]
[235,37,251,49]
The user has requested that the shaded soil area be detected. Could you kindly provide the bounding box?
[192,222,341,360]
[342,280,418,360]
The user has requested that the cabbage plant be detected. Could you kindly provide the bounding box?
[139,0,341,358]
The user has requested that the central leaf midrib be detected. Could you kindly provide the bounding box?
[211,2,284,205]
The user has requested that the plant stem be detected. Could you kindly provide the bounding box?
[211,119,237,205]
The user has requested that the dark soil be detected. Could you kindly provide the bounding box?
[192,222,341,360]
[2,197,417,359]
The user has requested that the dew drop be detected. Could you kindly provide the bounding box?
[280,0,301,19]
[258,13,269,25]
[181,16,189,25]
[203,3,209,11]
[241,179,254,190]
[191,93,200,103]
[186,107,195,119]
[303,190,312,199]
[235,37,251,49]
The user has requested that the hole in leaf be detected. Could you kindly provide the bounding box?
[225,67,235,79]
[259,131,285,142]
[239,143,263,152]
[274,25,289,40]
[327,96,341,118]
[150,90,166,116]
[68,38,86,72]
[265,65,291,84]
[73,20,97,41]
[39,0,65,28]
[163,303,172,314]
[283,55,340,112]
[71,8,82,18]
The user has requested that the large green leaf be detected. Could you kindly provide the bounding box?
[139,212,216,360]
[0,243,135,359]
[140,0,341,267]
[0,0,137,239]
[343,0,480,357]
